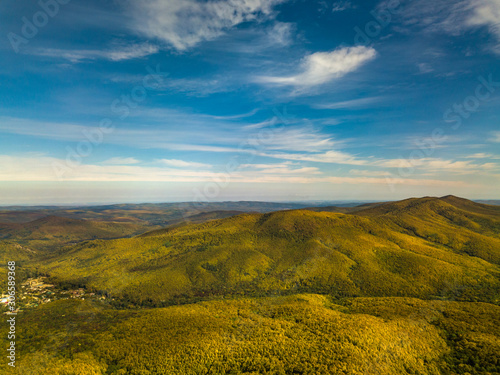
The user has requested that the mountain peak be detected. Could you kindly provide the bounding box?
[439,195,463,201]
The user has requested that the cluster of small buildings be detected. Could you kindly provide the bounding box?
[61,288,86,299]
[1,277,106,312]
[18,277,56,308]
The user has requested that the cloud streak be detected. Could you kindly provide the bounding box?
[331,1,355,13]
[31,44,159,62]
[0,154,475,188]
[158,159,212,169]
[2,116,497,177]
[387,0,500,53]
[314,96,384,110]
[102,157,140,165]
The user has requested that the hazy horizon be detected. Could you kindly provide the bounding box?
[0,192,498,208]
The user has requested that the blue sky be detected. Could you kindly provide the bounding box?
[0,0,499,204]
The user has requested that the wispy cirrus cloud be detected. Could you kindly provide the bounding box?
[102,157,140,165]
[1,116,497,177]
[0,154,474,188]
[331,1,355,13]
[258,150,368,166]
[314,96,385,110]
[385,0,500,54]
[385,0,470,35]
[374,158,498,174]
[466,153,494,159]
[210,109,260,120]
[267,22,294,46]
[0,155,216,182]
[0,115,335,155]
[256,46,377,88]
[159,77,231,97]
[417,62,434,74]
[30,43,159,62]
[257,148,499,174]
[261,126,337,152]
[349,169,391,177]
[239,162,321,175]
[158,159,212,169]
[129,0,287,51]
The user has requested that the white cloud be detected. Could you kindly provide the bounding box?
[161,78,231,97]
[466,0,500,52]
[239,162,321,175]
[319,118,342,126]
[209,109,260,120]
[262,126,337,152]
[255,148,500,175]
[424,159,497,171]
[324,176,468,187]
[349,170,391,177]
[492,131,500,142]
[0,115,241,151]
[268,22,294,46]
[31,43,159,62]
[0,154,475,188]
[256,46,377,87]
[259,150,368,166]
[0,116,335,158]
[417,62,434,74]
[331,1,355,12]
[466,153,493,159]
[0,155,216,182]
[315,96,384,110]
[158,159,212,169]
[130,0,286,51]
[102,157,140,165]
[242,119,277,130]
[374,158,498,173]
[2,117,496,176]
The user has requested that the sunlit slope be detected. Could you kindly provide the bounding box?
[8,295,500,375]
[0,216,145,250]
[0,241,37,280]
[41,197,500,304]
[355,196,500,264]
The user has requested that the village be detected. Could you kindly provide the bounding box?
[0,276,107,313]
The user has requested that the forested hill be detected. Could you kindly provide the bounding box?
[0,216,145,251]
[38,196,500,306]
